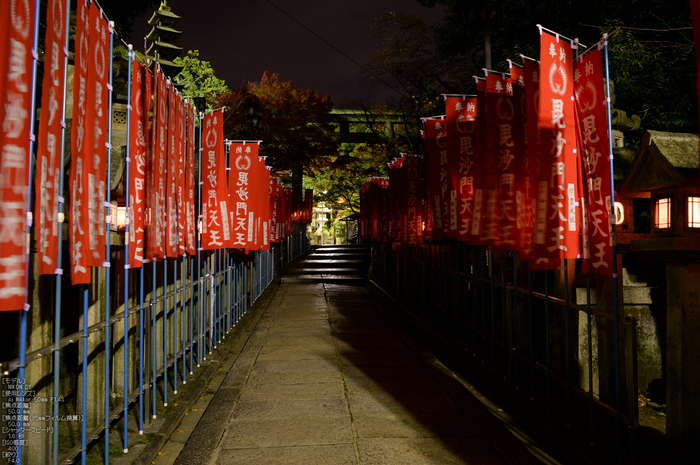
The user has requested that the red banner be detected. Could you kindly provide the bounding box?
[456,98,478,242]
[509,63,534,256]
[84,4,109,268]
[166,83,178,257]
[522,58,542,263]
[575,48,613,274]
[535,30,580,261]
[128,57,151,268]
[35,0,68,275]
[269,177,280,243]
[201,111,230,249]
[229,142,261,250]
[470,79,487,242]
[403,156,424,247]
[423,117,448,240]
[176,94,187,255]
[149,68,168,259]
[444,96,463,239]
[185,102,196,255]
[0,0,36,308]
[69,0,91,284]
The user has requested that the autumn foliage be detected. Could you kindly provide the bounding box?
[215,72,338,176]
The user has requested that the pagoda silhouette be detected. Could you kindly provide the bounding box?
[146,1,184,80]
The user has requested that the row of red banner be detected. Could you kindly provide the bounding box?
[362,30,614,275]
[0,0,314,311]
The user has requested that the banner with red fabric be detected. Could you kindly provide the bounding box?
[444,96,477,241]
[127,56,151,268]
[250,155,270,250]
[483,72,514,248]
[176,94,187,255]
[535,29,580,262]
[35,0,68,275]
[575,48,613,274]
[84,3,109,269]
[229,141,261,250]
[185,101,196,255]
[388,157,403,242]
[269,177,279,243]
[509,63,534,256]
[403,156,424,247]
[201,110,230,249]
[69,0,90,284]
[422,117,448,240]
[149,67,168,259]
[469,78,487,243]
[0,0,36,307]
[166,83,178,257]
[522,58,542,262]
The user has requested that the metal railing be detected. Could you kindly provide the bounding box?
[370,241,638,463]
[0,230,309,465]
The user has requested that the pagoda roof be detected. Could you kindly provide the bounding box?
[151,58,184,80]
[147,40,183,59]
[146,24,182,41]
[148,7,181,26]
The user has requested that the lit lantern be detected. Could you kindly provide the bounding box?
[655,197,671,230]
[687,197,700,228]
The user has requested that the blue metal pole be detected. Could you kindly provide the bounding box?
[81,287,89,465]
[164,257,168,406]
[17,1,41,463]
[173,256,178,394]
[528,266,534,400]
[513,252,519,389]
[189,256,194,374]
[104,20,115,464]
[139,266,144,433]
[152,260,157,418]
[122,45,134,454]
[564,258,571,427]
[51,0,71,461]
[197,112,203,367]
[603,34,623,464]
[181,256,186,385]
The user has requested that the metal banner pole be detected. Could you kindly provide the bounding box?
[16,1,41,463]
[51,0,71,460]
[104,20,115,463]
[603,33,623,464]
[164,257,169,406]
[122,44,134,454]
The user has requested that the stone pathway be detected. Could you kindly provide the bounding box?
[155,246,541,465]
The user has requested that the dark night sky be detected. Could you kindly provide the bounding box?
[127,0,444,106]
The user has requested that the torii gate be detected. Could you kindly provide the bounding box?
[329,109,408,144]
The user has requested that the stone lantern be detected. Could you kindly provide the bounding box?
[622,130,700,463]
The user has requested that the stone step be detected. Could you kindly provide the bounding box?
[280,275,365,285]
[287,268,363,275]
[299,259,365,268]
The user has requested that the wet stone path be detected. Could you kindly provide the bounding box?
[159,246,540,465]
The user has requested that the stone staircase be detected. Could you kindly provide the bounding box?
[281,245,370,284]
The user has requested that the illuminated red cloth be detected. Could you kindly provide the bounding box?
[0,0,36,307]
[127,57,151,268]
[534,31,580,263]
[69,0,91,284]
[575,48,614,275]
[201,111,231,250]
[35,0,68,275]
[84,4,109,268]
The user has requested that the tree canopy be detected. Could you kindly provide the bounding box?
[173,50,230,107]
[214,72,338,176]
[412,0,696,137]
